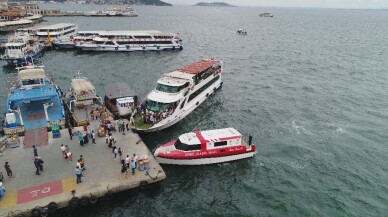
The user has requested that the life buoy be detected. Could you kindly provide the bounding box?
[115,46,119,51]
[30,207,41,217]
[80,196,90,206]
[89,195,98,204]
[69,197,80,208]
[139,180,148,190]
[47,202,58,213]
[105,190,114,200]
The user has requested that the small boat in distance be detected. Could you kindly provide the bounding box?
[237,28,247,35]
[154,128,256,165]
[85,6,138,17]
[130,58,223,133]
[259,12,273,17]
[0,32,44,65]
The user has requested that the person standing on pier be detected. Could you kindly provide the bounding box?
[32,145,38,158]
[75,166,82,184]
[121,121,125,135]
[68,126,73,140]
[4,162,13,178]
[121,161,128,179]
[125,155,130,168]
[117,119,122,132]
[0,172,4,182]
[77,133,84,147]
[92,131,96,144]
[130,160,136,175]
[38,157,44,172]
[61,144,66,158]
[34,157,41,175]
[132,154,139,168]
[79,155,86,170]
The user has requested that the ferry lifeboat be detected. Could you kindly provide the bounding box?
[154,128,256,165]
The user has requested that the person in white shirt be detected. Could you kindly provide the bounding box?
[132,154,139,168]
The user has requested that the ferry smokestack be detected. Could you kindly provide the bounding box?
[248,135,252,146]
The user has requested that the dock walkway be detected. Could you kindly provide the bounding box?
[0,119,165,216]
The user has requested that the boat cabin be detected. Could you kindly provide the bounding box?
[104,82,137,117]
[69,78,97,110]
[18,68,46,88]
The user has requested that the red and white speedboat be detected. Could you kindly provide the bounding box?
[154,128,256,165]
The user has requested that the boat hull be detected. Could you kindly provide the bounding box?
[155,151,255,165]
[76,44,182,52]
[1,49,44,65]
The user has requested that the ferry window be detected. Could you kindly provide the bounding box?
[147,100,175,112]
[156,83,181,93]
[180,100,185,109]
[188,75,220,102]
[214,141,228,147]
[175,139,201,151]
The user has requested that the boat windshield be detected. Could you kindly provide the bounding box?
[146,100,177,112]
[156,83,187,93]
[174,139,201,151]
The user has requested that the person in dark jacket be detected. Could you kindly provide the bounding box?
[34,158,40,175]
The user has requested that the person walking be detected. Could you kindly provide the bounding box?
[32,145,38,158]
[121,162,128,179]
[0,172,4,182]
[121,121,125,135]
[75,166,82,184]
[116,119,121,132]
[125,155,130,168]
[79,155,86,170]
[87,124,92,139]
[34,157,40,175]
[68,126,73,140]
[132,154,139,168]
[38,156,44,172]
[60,144,66,158]
[112,146,117,160]
[118,147,122,161]
[130,160,136,175]
[77,133,84,147]
[67,151,73,162]
[4,162,13,178]
[126,121,129,131]
[91,131,96,144]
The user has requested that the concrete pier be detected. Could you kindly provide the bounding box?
[0,119,166,216]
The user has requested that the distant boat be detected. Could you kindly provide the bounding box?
[259,13,273,17]
[237,28,247,35]
[84,6,138,17]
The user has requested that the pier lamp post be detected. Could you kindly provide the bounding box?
[43,102,54,122]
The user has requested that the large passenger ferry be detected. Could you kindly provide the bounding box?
[35,23,78,42]
[130,58,223,133]
[154,128,256,165]
[0,32,44,65]
[75,30,182,52]
[53,31,103,49]
[3,65,65,135]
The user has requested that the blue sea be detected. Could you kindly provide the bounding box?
[1,4,388,216]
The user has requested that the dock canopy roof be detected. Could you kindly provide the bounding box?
[105,82,136,99]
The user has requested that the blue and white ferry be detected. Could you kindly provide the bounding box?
[3,65,65,135]
[0,32,44,66]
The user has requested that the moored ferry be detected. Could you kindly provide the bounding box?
[130,58,223,133]
[64,71,104,126]
[35,23,78,42]
[154,128,256,165]
[53,31,103,49]
[75,30,182,52]
[0,32,44,65]
[3,65,65,135]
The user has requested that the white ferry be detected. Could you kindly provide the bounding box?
[85,6,138,17]
[53,31,103,49]
[0,19,33,32]
[0,32,44,65]
[75,30,182,52]
[35,23,78,42]
[154,128,256,165]
[130,59,223,133]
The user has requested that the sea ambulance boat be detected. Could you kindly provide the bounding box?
[154,128,256,165]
